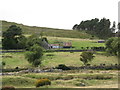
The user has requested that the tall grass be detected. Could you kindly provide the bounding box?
[2,71,118,88]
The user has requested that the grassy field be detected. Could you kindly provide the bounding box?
[47,36,105,49]
[2,51,118,69]
[2,52,31,69]
[2,21,95,39]
[1,23,118,89]
[2,47,119,88]
[22,36,105,50]
[2,37,109,69]
[2,70,118,88]
[42,52,118,68]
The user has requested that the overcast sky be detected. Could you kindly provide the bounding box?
[0,0,119,29]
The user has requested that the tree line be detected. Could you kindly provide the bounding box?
[73,18,120,39]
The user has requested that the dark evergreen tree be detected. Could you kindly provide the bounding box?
[73,18,112,39]
[72,24,78,30]
[96,18,112,39]
[2,25,26,49]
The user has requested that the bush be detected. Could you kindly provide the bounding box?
[35,79,51,87]
[56,64,70,70]
[2,86,15,90]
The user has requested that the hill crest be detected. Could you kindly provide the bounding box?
[2,20,95,39]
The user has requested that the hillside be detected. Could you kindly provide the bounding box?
[2,20,96,39]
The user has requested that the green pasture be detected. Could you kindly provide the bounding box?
[1,37,108,69]
[42,52,118,68]
[1,20,118,88]
[2,52,31,69]
[23,36,105,50]
[2,51,118,69]
[47,36,105,50]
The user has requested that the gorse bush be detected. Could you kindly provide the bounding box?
[35,79,51,87]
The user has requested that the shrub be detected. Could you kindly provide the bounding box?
[2,86,15,90]
[56,64,70,70]
[35,79,51,87]
[15,67,19,69]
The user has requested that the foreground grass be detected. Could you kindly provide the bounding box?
[2,76,36,88]
[2,70,118,88]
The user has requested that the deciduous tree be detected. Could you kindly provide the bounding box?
[80,51,94,66]
[25,44,43,67]
[105,37,120,57]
